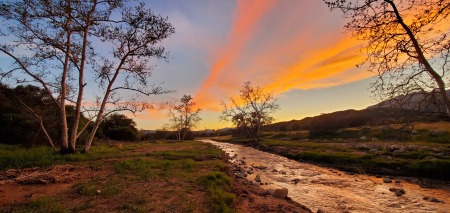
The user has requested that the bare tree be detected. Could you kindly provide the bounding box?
[165,95,201,141]
[0,0,174,153]
[221,82,279,143]
[324,0,450,116]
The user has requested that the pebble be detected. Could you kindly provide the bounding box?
[383,177,392,183]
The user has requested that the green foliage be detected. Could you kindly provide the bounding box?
[200,171,235,213]
[100,114,139,141]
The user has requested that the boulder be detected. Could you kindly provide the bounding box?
[255,175,261,182]
[273,188,289,198]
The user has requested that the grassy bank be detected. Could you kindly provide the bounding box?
[215,133,450,180]
[0,140,235,212]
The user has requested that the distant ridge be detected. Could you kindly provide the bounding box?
[264,91,449,132]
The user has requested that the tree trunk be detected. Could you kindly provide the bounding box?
[69,1,96,152]
[60,27,73,154]
[84,58,125,152]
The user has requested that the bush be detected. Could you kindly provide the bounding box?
[106,127,138,141]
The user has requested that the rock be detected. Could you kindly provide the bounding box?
[280,170,287,175]
[255,175,261,182]
[241,171,247,177]
[317,208,325,213]
[264,189,274,195]
[235,173,244,179]
[292,178,301,184]
[359,136,367,141]
[371,137,379,142]
[424,196,443,203]
[358,144,369,150]
[411,130,419,135]
[383,177,392,183]
[273,188,288,198]
[369,148,378,153]
[389,187,405,196]
[247,170,253,174]
[272,169,278,172]
[431,197,442,203]
[96,189,101,194]
[386,156,393,160]
[388,145,400,151]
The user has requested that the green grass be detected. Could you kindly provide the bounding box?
[8,196,68,213]
[0,143,121,170]
[1,140,236,212]
[200,171,235,213]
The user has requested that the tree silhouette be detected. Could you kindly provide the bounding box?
[221,82,279,143]
[165,95,201,141]
[324,0,450,116]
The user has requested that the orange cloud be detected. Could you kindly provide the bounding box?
[195,0,275,110]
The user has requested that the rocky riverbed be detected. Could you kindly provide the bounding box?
[201,139,450,213]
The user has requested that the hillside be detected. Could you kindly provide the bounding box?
[263,106,448,133]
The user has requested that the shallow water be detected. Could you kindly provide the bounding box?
[201,139,450,213]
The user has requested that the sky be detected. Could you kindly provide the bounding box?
[0,0,378,130]
[134,0,376,130]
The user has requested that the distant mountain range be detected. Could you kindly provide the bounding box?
[263,90,449,132]
[368,90,450,113]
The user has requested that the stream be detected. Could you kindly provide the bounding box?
[200,139,450,213]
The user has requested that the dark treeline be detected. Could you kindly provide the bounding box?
[0,84,140,146]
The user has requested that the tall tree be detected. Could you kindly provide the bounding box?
[324,0,450,116]
[165,95,201,141]
[221,82,279,143]
[0,0,174,153]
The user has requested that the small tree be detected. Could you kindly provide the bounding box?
[165,95,201,141]
[324,0,450,116]
[221,82,279,143]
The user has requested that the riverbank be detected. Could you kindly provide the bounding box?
[214,136,450,181]
[0,140,310,212]
[203,139,450,212]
